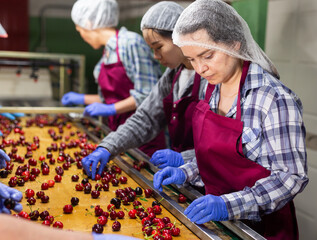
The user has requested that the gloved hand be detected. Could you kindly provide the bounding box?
[0,131,2,137]
[150,149,184,168]
[61,91,85,106]
[153,167,186,192]
[84,103,116,117]
[0,105,25,120]
[0,149,10,169]
[184,194,229,224]
[0,182,23,214]
[0,113,25,120]
[82,147,111,180]
[93,233,141,240]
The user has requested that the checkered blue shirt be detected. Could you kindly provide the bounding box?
[180,62,308,221]
[94,27,161,106]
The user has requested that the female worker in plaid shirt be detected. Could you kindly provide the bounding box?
[153,1,308,239]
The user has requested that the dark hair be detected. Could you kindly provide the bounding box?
[152,29,173,39]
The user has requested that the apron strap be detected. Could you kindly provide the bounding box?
[236,61,250,120]
[191,73,202,97]
[205,83,215,102]
[115,29,121,62]
[171,65,184,88]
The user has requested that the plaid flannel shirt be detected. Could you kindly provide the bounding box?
[180,62,308,221]
[94,27,161,106]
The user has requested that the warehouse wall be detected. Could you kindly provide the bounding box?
[266,0,317,239]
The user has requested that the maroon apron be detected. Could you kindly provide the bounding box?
[192,61,298,240]
[98,30,166,156]
[163,66,201,152]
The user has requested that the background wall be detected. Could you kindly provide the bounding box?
[265,0,317,239]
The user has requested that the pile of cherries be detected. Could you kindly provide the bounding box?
[0,115,185,239]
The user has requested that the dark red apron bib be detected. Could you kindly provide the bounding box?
[163,66,201,152]
[98,30,166,156]
[192,61,298,240]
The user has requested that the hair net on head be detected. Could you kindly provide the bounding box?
[71,0,119,30]
[140,1,184,32]
[173,0,279,78]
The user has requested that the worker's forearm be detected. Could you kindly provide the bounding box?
[84,94,101,105]
[114,96,137,114]
[0,214,93,240]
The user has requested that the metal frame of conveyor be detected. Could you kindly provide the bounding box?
[0,51,86,99]
[73,116,266,240]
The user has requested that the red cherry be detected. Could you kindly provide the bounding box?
[92,223,104,234]
[111,178,119,186]
[171,227,180,236]
[75,183,84,191]
[95,174,101,180]
[48,180,55,187]
[41,195,49,203]
[112,221,121,231]
[41,183,49,190]
[54,175,62,182]
[42,167,49,175]
[25,189,35,198]
[97,216,108,226]
[178,194,187,203]
[128,209,137,219]
[117,210,125,219]
[39,156,45,162]
[42,220,51,226]
[63,204,73,214]
[49,158,56,164]
[119,176,127,184]
[18,211,29,219]
[53,221,63,229]
[91,190,100,199]
[45,215,54,224]
[162,217,171,224]
[27,197,36,205]
[153,205,162,214]
[71,175,79,182]
[110,210,117,220]
[144,188,153,198]
[28,158,37,166]
[36,191,45,199]
[107,204,115,212]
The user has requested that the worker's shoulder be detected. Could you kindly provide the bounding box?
[118,27,146,46]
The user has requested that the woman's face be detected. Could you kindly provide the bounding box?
[180,29,242,85]
[75,25,102,49]
[143,29,184,69]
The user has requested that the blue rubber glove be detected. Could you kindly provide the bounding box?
[0,105,25,120]
[82,147,111,180]
[150,149,184,168]
[84,103,116,117]
[184,194,229,224]
[0,182,23,214]
[0,131,2,137]
[61,91,85,106]
[93,233,141,240]
[153,167,186,192]
[0,113,25,120]
[0,149,10,169]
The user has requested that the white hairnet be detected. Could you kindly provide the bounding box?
[141,1,184,32]
[71,0,119,30]
[173,0,279,78]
